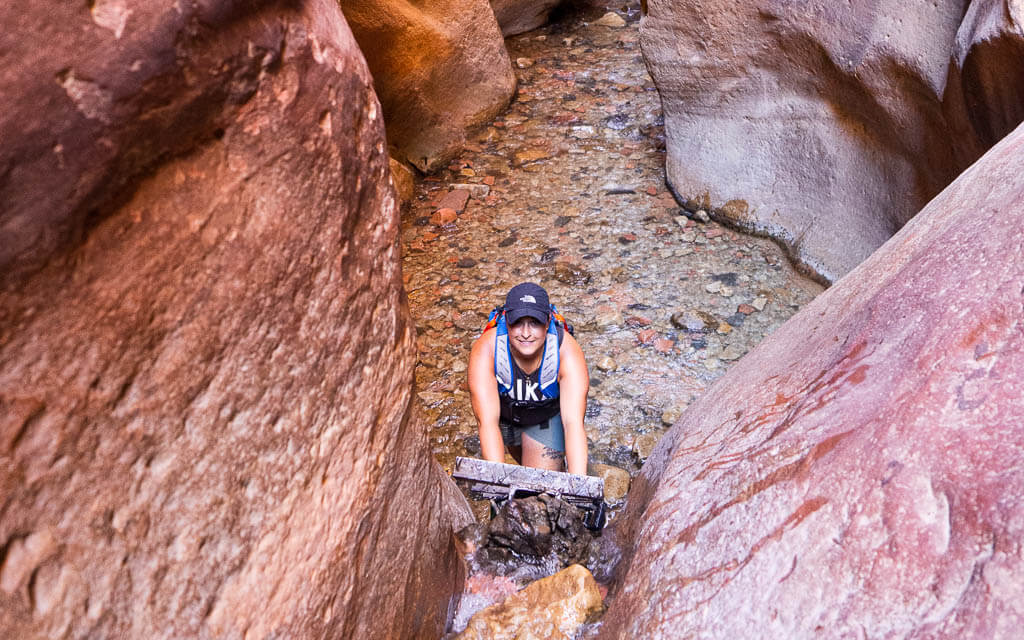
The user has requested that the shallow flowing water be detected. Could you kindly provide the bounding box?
[401,4,823,513]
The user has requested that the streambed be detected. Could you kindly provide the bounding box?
[401,2,822,507]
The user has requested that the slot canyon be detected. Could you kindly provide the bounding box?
[1,1,1022,639]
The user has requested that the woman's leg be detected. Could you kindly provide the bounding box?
[521,431,566,471]
[498,420,524,463]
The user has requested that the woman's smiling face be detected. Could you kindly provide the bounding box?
[508,316,547,361]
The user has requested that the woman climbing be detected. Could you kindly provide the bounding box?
[468,282,590,475]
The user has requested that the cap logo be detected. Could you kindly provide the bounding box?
[520,295,536,303]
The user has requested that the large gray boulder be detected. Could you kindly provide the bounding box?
[599,122,1024,638]
[0,1,471,638]
[640,0,1024,282]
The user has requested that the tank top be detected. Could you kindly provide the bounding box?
[497,325,563,426]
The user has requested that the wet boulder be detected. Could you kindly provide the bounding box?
[599,123,1024,637]
[0,1,472,638]
[640,0,1024,281]
[340,0,516,172]
[454,564,603,640]
[490,0,564,36]
[589,463,631,504]
[460,495,595,585]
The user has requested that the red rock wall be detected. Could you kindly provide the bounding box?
[339,0,516,172]
[945,0,1024,164]
[0,1,471,638]
[640,0,1024,282]
[600,123,1024,637]
[490,0,563,36]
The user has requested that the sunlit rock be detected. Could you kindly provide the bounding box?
[640,0,1024,281]
[340,0,516,172]
[389,156,416,206]
[589,463,630,504]
[600,123,1024,638]
[592,12,627,28]
[455,564,602,640]
[491,0,563,36]
[0,1,472,637]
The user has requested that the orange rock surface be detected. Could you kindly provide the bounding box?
[0,1,471,637]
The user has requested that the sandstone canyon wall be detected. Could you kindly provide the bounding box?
[491,0,564,36]
[600,122,1024,638]
[339,0,517,173]
[640,0,1024,282]
[0,1,471,638]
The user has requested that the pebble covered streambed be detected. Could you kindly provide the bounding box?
[401,3,823,510]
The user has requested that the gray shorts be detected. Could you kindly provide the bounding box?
[499,414,566,453]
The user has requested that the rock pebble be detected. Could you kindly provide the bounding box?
[514,147,553,166]
[593,12,627,28]
[653,337,674,353]
[430,208,459,225]
[389,157,416,205]
[438,188,472,212]
[660,405,684,426]
[671,310,718,333]
[636,328,657,344]
[632,433,659,462]
[451,182,491,198]
[718,344,744,361]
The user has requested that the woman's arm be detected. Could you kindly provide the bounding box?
[468,331,504,463]
[558,332,590,475]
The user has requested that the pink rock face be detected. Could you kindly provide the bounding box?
[0,1,471,638]
[600,123,1024,638]
[640,0,1024,282]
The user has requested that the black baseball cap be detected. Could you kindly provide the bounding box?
[504,282,550,325]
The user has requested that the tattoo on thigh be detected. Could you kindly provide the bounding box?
[543,446,565,460]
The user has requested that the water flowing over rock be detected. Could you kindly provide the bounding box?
[640,0,1024,282]
[0,1,471,638]
[340,0,516,172]
[599,123,1024,638]
[491,0,563,36]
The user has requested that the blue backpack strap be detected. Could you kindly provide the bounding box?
[492,310,513,394]
[538,305,561,398]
